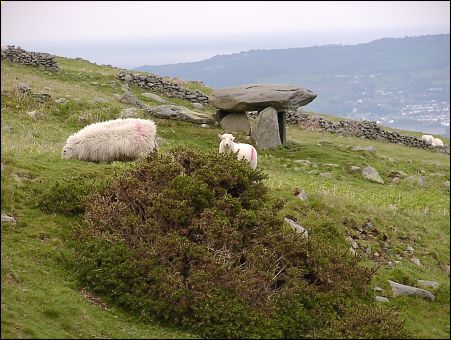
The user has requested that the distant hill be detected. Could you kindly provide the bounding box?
[135,34,450,135]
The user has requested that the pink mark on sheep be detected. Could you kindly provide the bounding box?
[135,121,145,142]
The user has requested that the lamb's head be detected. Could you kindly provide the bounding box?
[61,144,73,159]
[218,133,235,149]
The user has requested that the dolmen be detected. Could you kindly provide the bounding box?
[210,84,317,149]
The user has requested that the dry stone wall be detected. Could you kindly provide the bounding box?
[287,110,449,154]
[1,45,59,71]
[116,70,209,104]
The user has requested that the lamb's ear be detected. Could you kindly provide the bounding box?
[218,134,223,139]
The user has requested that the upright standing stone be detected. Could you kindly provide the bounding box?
[219,112,251,134]
[252,107,282,149]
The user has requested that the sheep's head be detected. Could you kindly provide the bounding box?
[61,144,73,159]
[218,133,235,149]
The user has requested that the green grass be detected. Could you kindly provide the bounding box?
[1,58,450,339]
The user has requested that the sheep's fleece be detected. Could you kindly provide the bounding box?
[62,118,157,162]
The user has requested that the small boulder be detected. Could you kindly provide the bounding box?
[284,217,308,239]
[417,280,439,289]
[150,105,214,124]
[362,166,384,184]
[410,257,422,266]
[119,107,139,118]
[388,280,435,301]
[1,213,16,224]
[142,92,167,103]
[55,97,69,105]
[375,296,389,302]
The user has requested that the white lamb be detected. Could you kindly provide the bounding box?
[218,133,257,169]
[431,137,444,147]
[421,135,434,145]
[62,118,158,163]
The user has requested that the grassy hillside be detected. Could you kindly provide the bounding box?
[1,57,450,339]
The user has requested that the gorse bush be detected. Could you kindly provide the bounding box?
[39,173,112,215]
[74,147,409,338]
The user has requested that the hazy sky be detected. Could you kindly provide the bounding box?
[1,1,449,68]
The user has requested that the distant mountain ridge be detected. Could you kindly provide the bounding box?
[134,34,450,135]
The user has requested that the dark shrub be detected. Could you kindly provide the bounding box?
[39,174,110,215]
[73,147,409,338]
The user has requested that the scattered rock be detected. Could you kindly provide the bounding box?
[294,159,311,166]
[388,280,435,301]
[324,163,339,168]
[389,170,408,178]
[362,166,384,184]
[55,97,68,105]
[352,145,376,153]
[319,172,333,178]
[150,105,215,124]
[444,181,450,188]
[32,92,51,103]
[27,111,38,119]
[1,213,16,224]
[142,92,167,103]
[375,296,389,302]
[296,190,308,201]
[417,280,439,289]
[91,97,108,104]
[418,175,426,187]
[406,245,414,254]
[200,123,209,128]
[119,107,139,118]
[390,177,401,184]
[410,257,422,266]
[374,286,383,292]
[350,165,361,172]
[1,163,4,172]
[283,217,308,239]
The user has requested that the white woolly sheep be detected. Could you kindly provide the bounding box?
[62,118,157,163]
[421,134,434,145]
[218,133,257,169]
[431,137,444,147]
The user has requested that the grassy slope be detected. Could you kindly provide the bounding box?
[1,58,450,339]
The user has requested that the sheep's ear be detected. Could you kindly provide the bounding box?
[218,134,223,139]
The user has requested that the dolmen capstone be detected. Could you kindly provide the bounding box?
[210,84,317,149]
